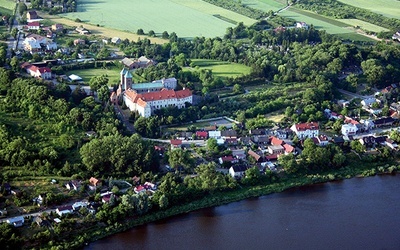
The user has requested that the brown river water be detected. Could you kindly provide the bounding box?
[85,175,400,250]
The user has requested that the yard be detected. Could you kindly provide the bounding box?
[187,59,251,79]
[59,0,256,39]
[338,0,400,19]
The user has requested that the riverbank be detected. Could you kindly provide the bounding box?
[54,161,399,249]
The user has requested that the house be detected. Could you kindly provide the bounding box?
[73,39,85,46]
[65,180,81,191]
[273,129,291,139]
[261,161,276,171]
[249,129,265,136]
[268,145,284,155]
[374,117,395,127]
[232,149,246,160]
[270,136,284,146]
[239,136,252,146]
[7,216,24,227]
[72,201,88,211]
[225,138,238,145]
[133,56,155,69]
[27,10,38,20]
[27,21,40,30]
[361,98,377,107]
[75,26,89,35]
[316,135,329,147]
[51,23,63,32]
[359,135,387,147]
[111,37,121,44]
[170,139,182,148]
[296,22,309,29]
[208,130,222,139]
[229,165,249,178]
[134,182,157,194]
[196,131,208,139]
[123,88,192,118]
[221,130,237,139]
[219,155,238,165]
[89,177,102,190]
[290,122,319,139]
[255,135,270,144]
[23,34,47,52]
[265,154,278,161]
[33,194,45,206]
[283,144,295,154]
[56,205,73,216]
[25,65,52,79]
[385,138,398,150]
[248,149,262,162]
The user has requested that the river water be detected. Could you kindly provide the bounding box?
[86,175,400,250]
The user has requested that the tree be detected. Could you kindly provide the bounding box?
[89,75,108,92]
[158,194,169,209]
[167,148,194,173]
[206,138,219,155]
[243,166,261,185]
[97,84,110,104]
[162,31,169,39]
[148,30,155,37]
[279,154,300,174]
[137,28,144,35]
[233,83,244,94]
[361,59,385,87]
[18,2,27,15]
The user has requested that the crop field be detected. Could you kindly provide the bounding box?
[61,0,256,39]
[338,19,390,33]
[338,0,400,19]
[0,0,16,11]
[240,0,286,12]
[188,59,251,78]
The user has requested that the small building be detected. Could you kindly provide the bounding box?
[290,122,319,139]
[196,131,208,139]
[208,130,221,139]
[270,136,284,146]
[27,10,38,20]
[283,144,295,154]
[27,21,40,30]
[229,165,249,178]
[7,216,24,227]
[89,177,102,190]
[316,135,329,147]
[373,117,395,128]
[51,23,64,32]
[75,26,89,35]
[221,130,237,139]
[72,201,88,211]
[219,155,238,165]
[56,205,73,216]
[170,139,182,149]
[111,37,121,44]
[248,149,262,162]
[68,74,83,82]
[65,180,81,191]
[268,145,284,155]
[361,98,377,107]
[296,22,309,29]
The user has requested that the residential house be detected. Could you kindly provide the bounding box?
[316,135,329,147]
[27,21,40,30]
[73,38,85,46]
[111,37,121,44]
[374,117,395,128]
[72,201,88,211]
[341,123,358,137]
[56,205,73,216]
[7,216,24,227]
[261,161,276,171]
[290,122,319,139]
[360,119,374,131]
[248,149,262,162]
[229,165,249,178]
[51,23,63,32]
[361,98,377,107]
[89,177,102,190]
[132,56,155,69]
[27,10,38,20]
[33,217,44,227]
[231,149,246,160]
[25,65,52,79]
[219,155,238,165]
[283,144,295,154]
[268,145,284,155]
[359,135,387,148]
[209,130,222,139]
[249,129,265,136]
[254,135,269,144]
[239,136,252,146]
[170,139,182,149]
[75,26,89,35]
[296,22,309,29]
[65,180,81,191]
[134,182,157,194]
[265,154,278,161]
[196,131,208,140]
[270,136,284,146]
[221,130,237,139]
[273,128,291,139]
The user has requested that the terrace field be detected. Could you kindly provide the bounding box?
[187,59,252,79]
[338,0,400,19]
[60,0,256,39]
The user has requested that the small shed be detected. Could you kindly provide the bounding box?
[68,74,83,82]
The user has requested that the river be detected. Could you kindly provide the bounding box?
[86,175,400,250]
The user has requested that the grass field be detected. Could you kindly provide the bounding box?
[338,0,400,20]
[65,66,144,85]
[39,12,167,44]
[166,117,235,132]
[338,19,390,33]
[60,0,256,39]
[0,0,16,11]
[188,59,251,78]
[240,0,286,11]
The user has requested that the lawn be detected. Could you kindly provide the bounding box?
[65,66,146,85]
[0,0,16,11]
[59,0,256,39]
[338,0,400,20]
[188,59,251,78]
[337,19,389,33]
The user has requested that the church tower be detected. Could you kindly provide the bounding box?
[120,68,127,90]
[124,70,133,90]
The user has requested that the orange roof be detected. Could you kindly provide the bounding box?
[141,88,192,102]
[295,122,319,131]
[170,139,182,146]
[283,144,294,153]
[137,98,147,108]
[270,136,284,146]
[89,177,100,186]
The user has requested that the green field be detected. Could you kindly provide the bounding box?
[0,0,16,11]
[338,19,390,33]
[188,59,252,78]
[65,66,144,85]
[240,0,286,11]
[61,0,256,38]
[338,0,400,19]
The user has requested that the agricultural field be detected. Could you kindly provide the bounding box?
[338,19,390,33]
[0,0,16,11]
[60,0,256,39]
[188,59,252,78]
[240,0,286,12]
[65,66,145,85]
[338,0,400,20]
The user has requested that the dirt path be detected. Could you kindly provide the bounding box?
[39,12,167,45]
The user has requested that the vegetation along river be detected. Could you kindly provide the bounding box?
[86,175,400,250]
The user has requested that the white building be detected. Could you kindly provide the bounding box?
[7,216,24,227]
[296,22,309,29]
[361,98,377,107]
[208,130,222,139]
[229,165,249,178]
[124,88,192,118]
[341,124,358,136]
[290,122,319,139]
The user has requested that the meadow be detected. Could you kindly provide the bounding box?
[338,0,400,19]
[60,0,256,39]
[240,0,286,12]
[338,19,390,33]
[0,0,15,11]
[188,59,252,78]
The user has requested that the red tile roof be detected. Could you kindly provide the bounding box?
[38,67,51,73]
[220,155,235,162]
[270,136,284,146]
[294,122,319,131]
[196,131,208,138]
[248,149,261,161]
[283,144,294,153]
[170,139,182,146]
[141,88,192,101]
[28,21,40,27]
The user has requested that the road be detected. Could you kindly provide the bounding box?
[337,88,375,100]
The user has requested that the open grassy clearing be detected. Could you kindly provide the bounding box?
[166,118,235,132]
[338,0,400,20]
[338,19,390,33]
[39,12,167,45]
[60,0,256,39]
[264,111,285,123]
[240,0,286,12]
[0,0,16,11]
[336,32,376,42]
[188,59,251,78]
